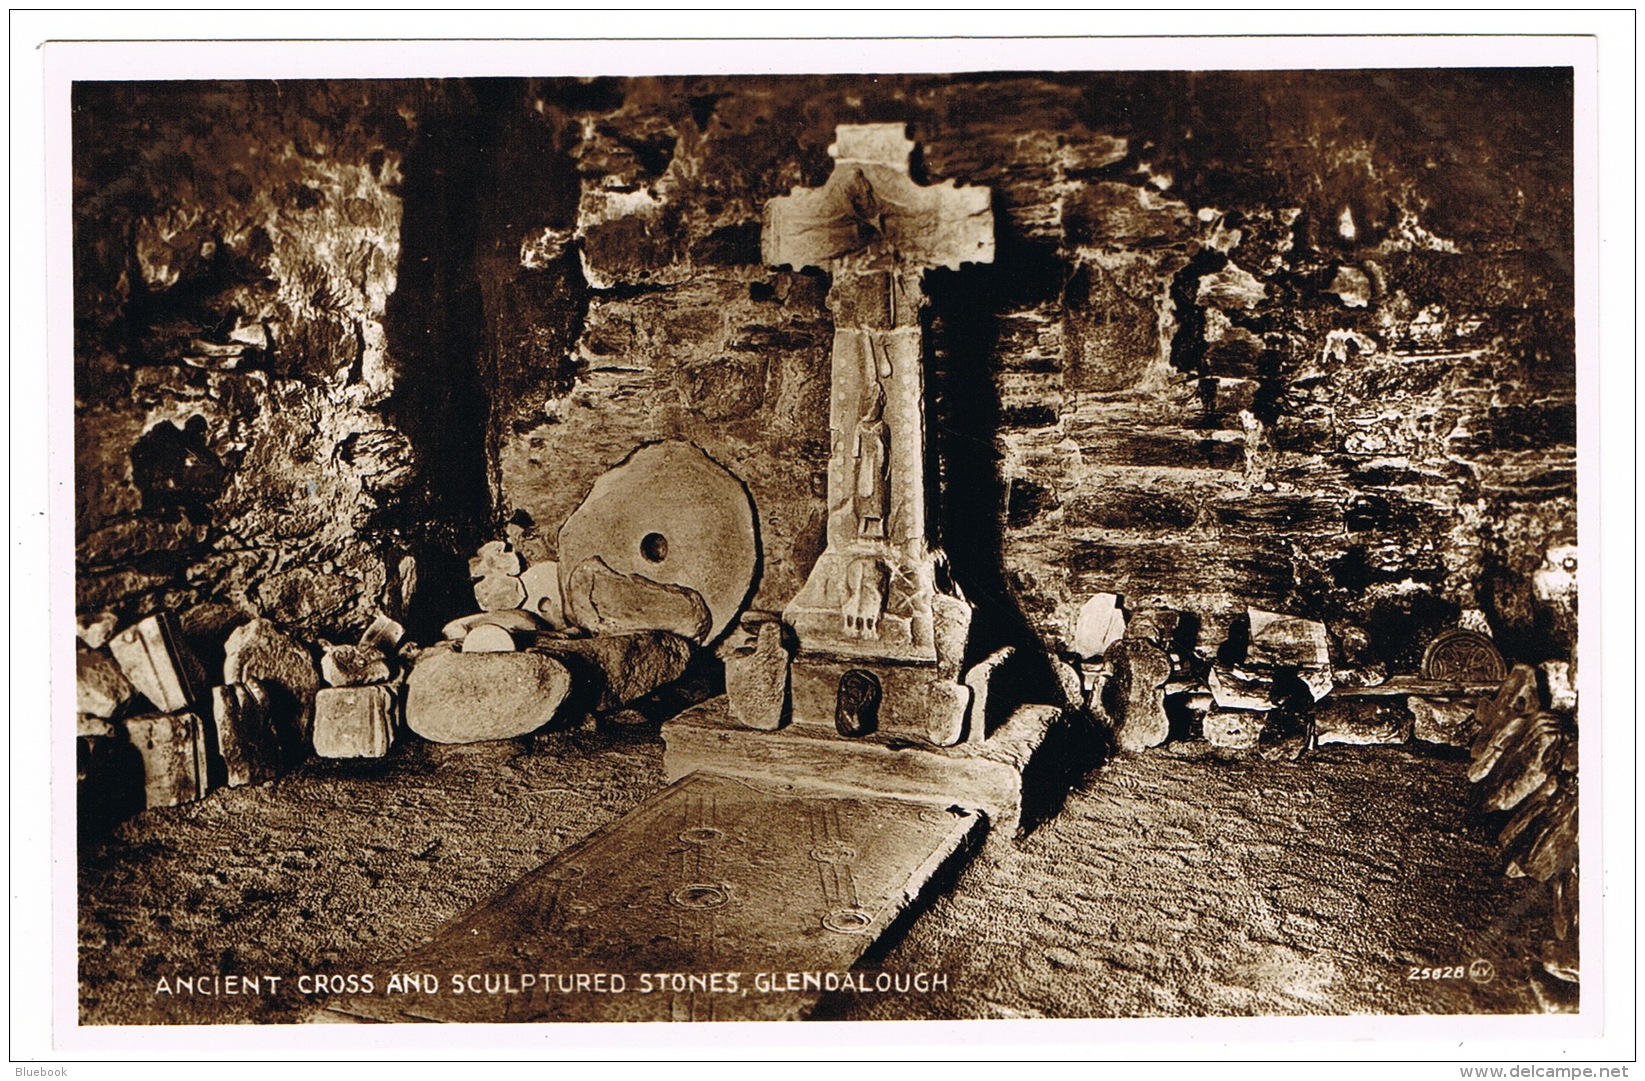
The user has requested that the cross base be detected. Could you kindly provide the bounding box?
[659,697,1065,853]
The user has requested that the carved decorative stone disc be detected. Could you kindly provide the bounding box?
[557,441,759,645]
[1421,628,1507,682]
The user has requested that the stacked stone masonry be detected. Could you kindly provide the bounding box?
[76,70,1574,705]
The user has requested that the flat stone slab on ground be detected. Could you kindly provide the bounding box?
[322,772,981,1023]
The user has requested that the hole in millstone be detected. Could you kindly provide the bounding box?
[640,532,669,563]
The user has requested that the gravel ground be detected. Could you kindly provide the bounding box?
[78,726,1573,1025]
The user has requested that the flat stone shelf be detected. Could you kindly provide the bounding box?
[320,771,983,1023]
[662,696,1063,843]
[1166,675,1503,711]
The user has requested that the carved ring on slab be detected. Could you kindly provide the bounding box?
[822,907,875,934]
[808,844,858,865]
[1421,629,1507,682]
[678,826,728,846]
[668,882,733,910]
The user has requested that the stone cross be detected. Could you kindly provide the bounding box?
[762,124,993,742]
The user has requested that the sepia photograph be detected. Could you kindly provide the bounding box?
[28,21,1625,1061]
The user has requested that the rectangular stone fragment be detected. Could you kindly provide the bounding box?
[212,681,285,786]
[124,711,209,808]
[312,685,397,758]
[1246,607,1330,668]
[108,613,198,712]
[1312,699,1414,747]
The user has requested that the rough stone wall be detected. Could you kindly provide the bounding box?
[73,81,490,642]
[490,71,1575,669]
[75,72,1575,671]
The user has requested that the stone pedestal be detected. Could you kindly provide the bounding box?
[662,696,1062,847]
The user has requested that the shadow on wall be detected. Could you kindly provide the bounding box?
[925,193,1068,712]
[380,92,495,643]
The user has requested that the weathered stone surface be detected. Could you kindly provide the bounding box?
[1331,663,1390,689]
[1204,708,1265,750]
[78,611,119,650]
[1481,712,1565,812]
[326,772,983,1023]
[663,697,1060,845]
[1208,666,1274,711]
[925,680,972,749]
[961,647,1015,746]
[474,573,528,613]
[1256,708,1313,761]
[78,648,135,719]
[223,618,320,733]
[1540,661,1576,712]
[1125,608,1181,648]
[1410,697,1479,747]
[1297,668,1335,703]
[108,613,199,713]
[519,561,566,628]
[358,612,406,652]
[460,624,520,653]
[1313,699,1413,747]
[723,618,791,731]
[1104,639,1171,751]
[1513,784,1577,883]
[440,609,545,642]
[320,644,391,687]
[563,556,713,642]
[1421,629,1507,682]
[558,441,757,645]
[1471,665,1543,781]
[124,711,209,808]
[212,680,287,787]
[1246,608,1330,668]
[1071,593,1126,660]
[469,537,524,581]
[313,685,398,759]
[405,644,572,744]
[78,714,119,739]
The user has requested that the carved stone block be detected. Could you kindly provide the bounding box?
[223,618,320,734]
[1071,593,1126,660]
[1313,699,1413,746]
[77,647,134,719]
[723,618,792,731]
[1410,696,1479,747]
[109,613,199,713]
[557,441,758,645]
[212,680,287,786]
[1208,665,1274,711]
[1246,607,1330,668]
[321,643,392,686]
[313,685,398,759]
[961,646,1015,745]
[1104,639,1171,751]
[519,560,567,628]
[124,710,209,808]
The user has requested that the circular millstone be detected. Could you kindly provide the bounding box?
[558,441,758,645]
